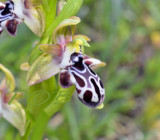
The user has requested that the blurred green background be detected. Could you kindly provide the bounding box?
[1,0,160,139]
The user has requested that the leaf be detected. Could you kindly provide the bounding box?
[45,86,75,117]
[42,0,57,30]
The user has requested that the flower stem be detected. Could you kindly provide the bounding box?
[30,111,50,140]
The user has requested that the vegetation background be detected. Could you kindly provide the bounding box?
[0,0,160,139]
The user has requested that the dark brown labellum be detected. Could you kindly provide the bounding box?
[6,19,18,36]
[60,70,73,88]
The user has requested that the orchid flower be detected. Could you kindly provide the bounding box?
[26,16,106,108]
[0,0,45,36]
[0,64,26,136]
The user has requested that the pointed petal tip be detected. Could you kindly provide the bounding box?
[96,103,104,109]
[27,73,41,86]
[97,62,106,67]
[27,80,34,86]
[20,63,30,71]
[84,56,106,69]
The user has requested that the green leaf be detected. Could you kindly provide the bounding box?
[30,111,50,140]
[64,104,81,140]
[42,0,58,30]
[45,86,75,117]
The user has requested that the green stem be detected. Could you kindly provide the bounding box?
[30,111,50,140]
[23,86,75,140]
[21,121,32,140]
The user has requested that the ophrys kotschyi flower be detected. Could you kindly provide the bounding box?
[26,16,106,108]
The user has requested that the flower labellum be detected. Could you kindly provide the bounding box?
[60,52,105,108]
